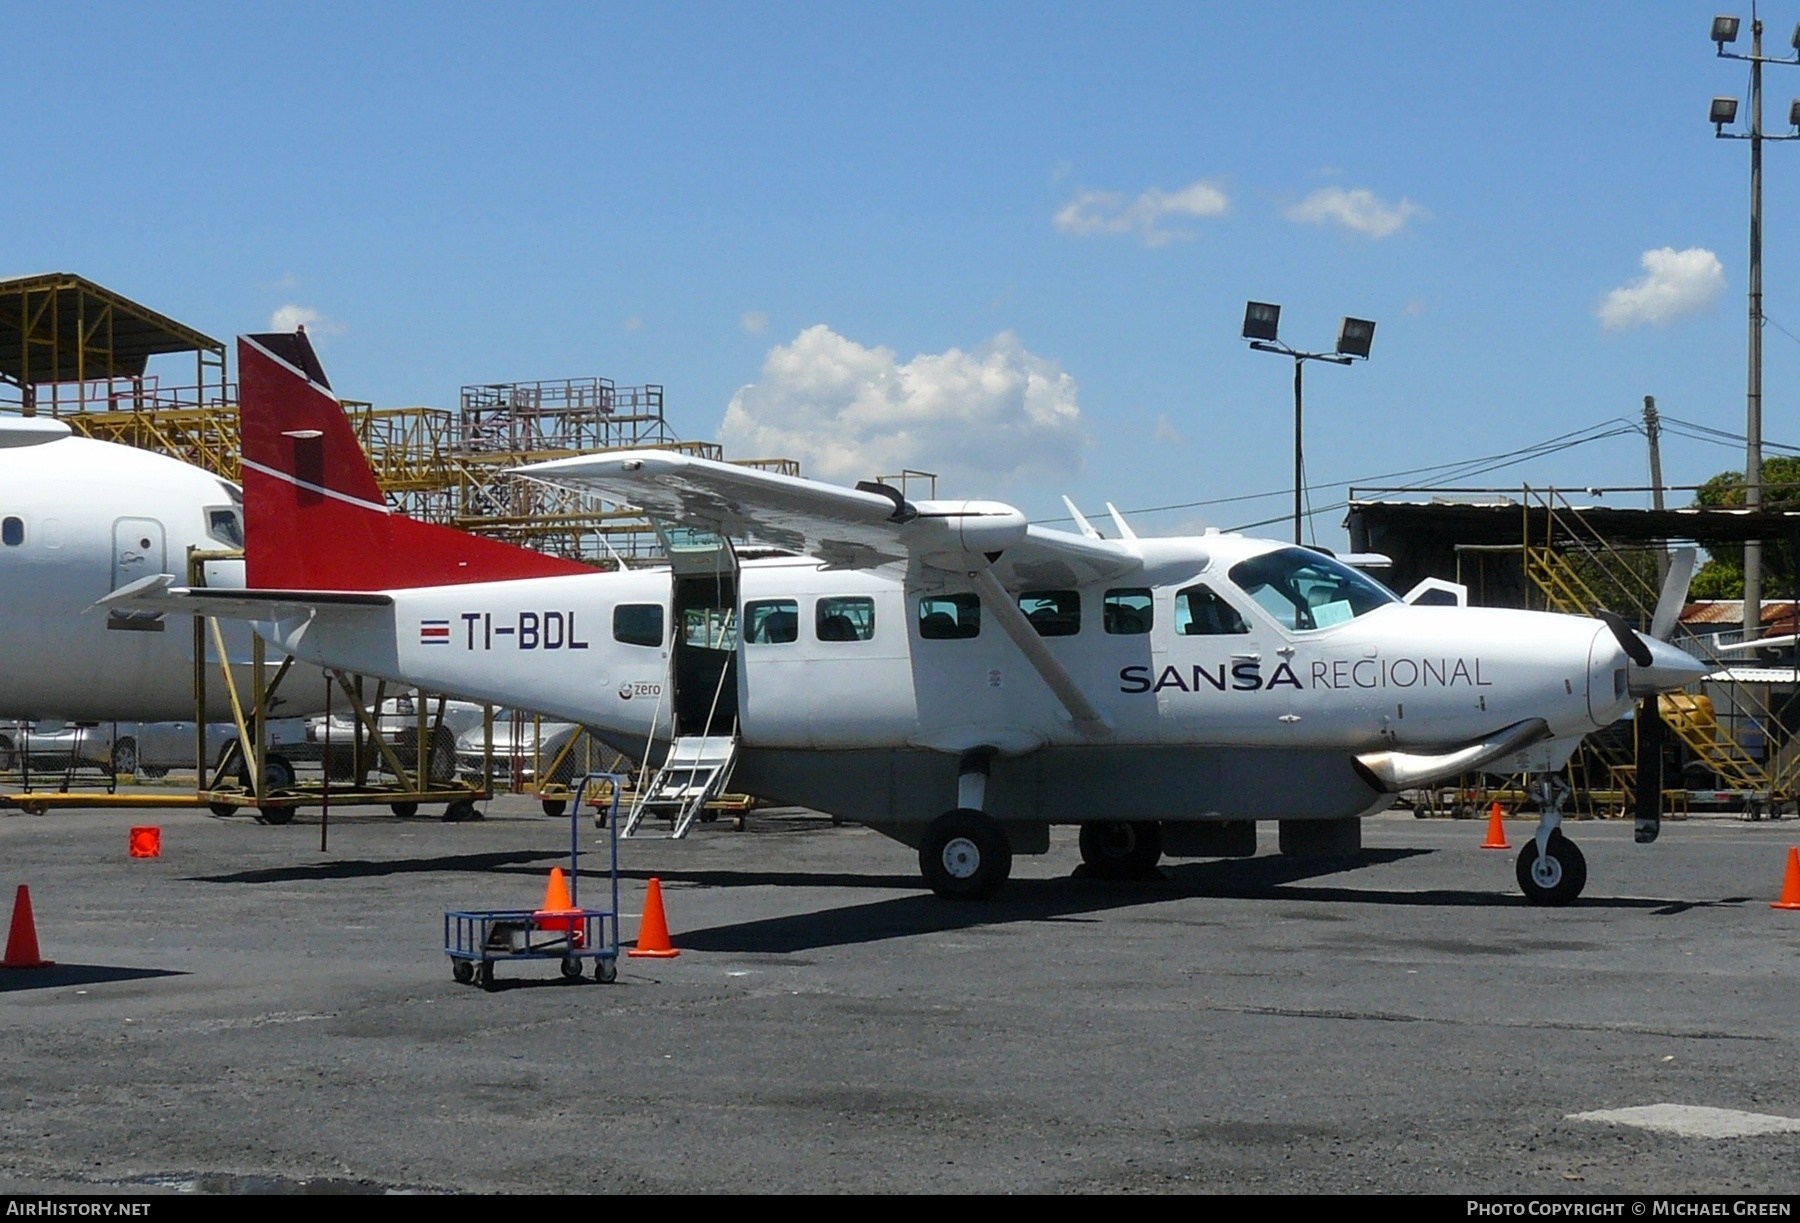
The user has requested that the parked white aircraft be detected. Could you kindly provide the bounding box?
[0,414,303,724]
[112,332,1711,903]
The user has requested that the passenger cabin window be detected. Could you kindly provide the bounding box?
[1,517,20,546]
[1103,588,1153,635]
[817,596,875,642]
[1018,591,1079,637]
[1227,547,1398,632]
[744,599,799,644]
[613,603,664,648]
[1175,584,1250,636]
[918,593,981,640]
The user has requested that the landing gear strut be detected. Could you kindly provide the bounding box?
[1517,775,1586,905]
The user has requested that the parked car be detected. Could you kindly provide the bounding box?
[308,693,485,782]
[0,719,306,779]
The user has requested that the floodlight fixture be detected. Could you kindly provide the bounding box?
[1713,14,1742,45]
[1713,96,1741,127]
[1242,301,1281,343]
[1335,317,1376,360]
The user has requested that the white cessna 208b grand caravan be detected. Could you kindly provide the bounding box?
[110,332,1710,903]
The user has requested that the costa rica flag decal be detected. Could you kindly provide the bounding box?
[420,619,451,646]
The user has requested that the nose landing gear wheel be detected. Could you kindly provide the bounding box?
[1516,832,1587,905]
[919,808,1013,900]
[1078,821,1164,879]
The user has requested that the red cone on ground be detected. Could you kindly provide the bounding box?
[1481,802,1510,850]
[1772,847,1800,911]
[3,885,53,969]
[628,877,680,958]
[128,826,161,859]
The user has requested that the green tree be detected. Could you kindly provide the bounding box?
[1688,454,1800,598]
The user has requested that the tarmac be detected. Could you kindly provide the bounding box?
[2,796,1798,1194]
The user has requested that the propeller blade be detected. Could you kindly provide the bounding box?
[1634,695,1664,844]
[1649,547,1698,642]
[1597,609,1655,667]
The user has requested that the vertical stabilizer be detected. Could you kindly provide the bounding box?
[239,333,593,591]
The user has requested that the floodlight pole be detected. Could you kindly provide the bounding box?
[1715,8,1800,639]
[1248,341,1353,545]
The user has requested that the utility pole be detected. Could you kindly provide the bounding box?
[1645,395,1669,589]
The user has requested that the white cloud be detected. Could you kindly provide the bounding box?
[1153,413,1186,445]
[269,304,343,336]
[1285,187,1425,239]
[740,310,768,335]
[1053,178,1228,247]
[1598,247,1726,330]
[719,325,1085,493]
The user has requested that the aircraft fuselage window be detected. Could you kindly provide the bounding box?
[1018,590,1079,637]
[613,603,665,648]
[1226,547,1398,632]
[206,507,244,548]
[1174,584,1250,636]
[1,517,20,547]
[816,596,875,641]
[1103,588,1153,635]
[918,593,981,640]
[744,599,799,644]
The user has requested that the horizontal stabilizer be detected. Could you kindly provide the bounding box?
[96,573,392,620]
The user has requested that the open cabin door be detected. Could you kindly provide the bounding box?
[626,525,740,839]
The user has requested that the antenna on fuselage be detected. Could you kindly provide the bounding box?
[1061,496,1104,540]
[1104,502,1139,541]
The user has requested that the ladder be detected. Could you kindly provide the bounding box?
[622,733,738,839]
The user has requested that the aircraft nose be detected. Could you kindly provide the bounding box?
[1628,636,1712,698]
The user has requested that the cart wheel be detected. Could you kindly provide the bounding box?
[542,799,568,818]
[209,802,239,818]
[392,802,419,818]
[596,958,617,984]
[477,962,496,991]
[452,959,475,985]
[560,956,583,981]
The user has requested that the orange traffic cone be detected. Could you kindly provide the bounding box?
[533,867,584,946]
[1772,847,1800,911]
[1481,802,1510,850]
[3,885,53,969]
[628,876,680,958]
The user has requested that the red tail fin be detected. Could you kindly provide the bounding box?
[239,333,593,591]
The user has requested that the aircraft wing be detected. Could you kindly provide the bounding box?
[514,450,1142,587]
[96,573,393,619]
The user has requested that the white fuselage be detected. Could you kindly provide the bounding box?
[260,534,1631,761]
[0,433,285,722]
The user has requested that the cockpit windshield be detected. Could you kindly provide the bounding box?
[1226,547,1398,632]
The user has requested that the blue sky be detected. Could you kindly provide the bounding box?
[6,2,1798,544]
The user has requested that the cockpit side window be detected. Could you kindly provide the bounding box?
[1226,547,1398,632]
[206,507,244,548]
[1174,584,1249,635]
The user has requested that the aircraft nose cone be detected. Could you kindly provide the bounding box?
[1628,636,1712,697]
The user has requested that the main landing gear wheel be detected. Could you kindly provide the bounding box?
[919,808,1012,901]
[1516,832,1587,906]
[1078,821,1164,879]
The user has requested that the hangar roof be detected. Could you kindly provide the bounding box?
[1346,497,1800,546]
[0,272,223,385]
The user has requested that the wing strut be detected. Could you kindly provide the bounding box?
[968,568,1111,740]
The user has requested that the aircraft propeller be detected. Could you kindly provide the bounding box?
[1597,548,1701,845]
